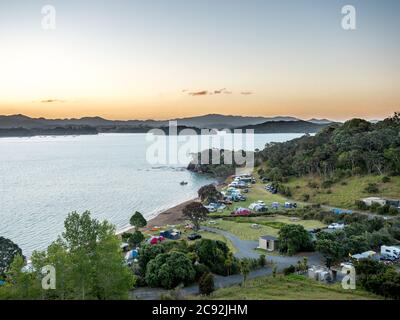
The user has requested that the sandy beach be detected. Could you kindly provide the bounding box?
[116,198,199,235]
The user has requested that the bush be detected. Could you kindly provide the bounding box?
[321,180,333,189]
[389,206,399,215]
[194,239,230,275]
[370,202,382,212]
[364,183,379,194]
[199,273,215,296]
[258,255,266,267]
[382,176,391,183]
[283,265,296,275]
[355,200,368,211]
[307,181,319,189]
[145,251,196,289]
[302,194,310,202]
[194,263,210,281]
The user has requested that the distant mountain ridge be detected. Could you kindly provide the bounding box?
[237,120,331,133]
[0,113,335,130]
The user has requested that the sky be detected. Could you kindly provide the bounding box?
[0,0,399,121]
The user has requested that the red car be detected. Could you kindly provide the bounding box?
[149,236,165,245]
[232,208,251,216]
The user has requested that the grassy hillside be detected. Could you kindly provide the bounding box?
[283,175,400,209]
[205,274,381,300]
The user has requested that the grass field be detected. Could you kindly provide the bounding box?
[284,175,400,209]
[209,219,279,240]
[205,215,325,241]
[204,274,380,300]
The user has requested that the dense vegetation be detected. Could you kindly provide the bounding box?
[0,237,23,278]
[257,113,400,179]
[0,212,135,300]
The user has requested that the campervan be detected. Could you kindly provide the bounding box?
[381,246,400,259]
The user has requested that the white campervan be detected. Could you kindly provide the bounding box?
[381,246,400,259]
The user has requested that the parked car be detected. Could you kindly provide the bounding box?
[188,233,202,241]
[328,223,345,230]
[232,208,251,216]
[204,205,217,213]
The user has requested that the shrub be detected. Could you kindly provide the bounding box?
[382,176,391,183]
[389,206,399,215]
[258,255,266,267]
[283,265,296,275]
[321,180,334,189]
[194,263,210,281]
[194,239,230,275]
[370,202,382,212]
[302,194,310,202]
[307,181,319,189]
[199,273,215,296]
[364,183,379,194]
[145,251,196,289]
[355,200,368,211]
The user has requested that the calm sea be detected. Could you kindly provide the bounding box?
[0,132,305,255]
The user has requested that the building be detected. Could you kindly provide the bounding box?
[258,235,279,252]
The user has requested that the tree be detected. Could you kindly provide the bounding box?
[0,255,41,300]
[199,272,214,296]
[239,259,250,287]
[0,236,23,278]
[128,231,145,247]
[315,239,343,268]
[129,211,147,231]
[278,224,313,255]
[145,251,196,289]
[197,184,222,203]
[194,239,230,275]
[183,202,209,231]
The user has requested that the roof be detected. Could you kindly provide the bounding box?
[260,235,278,241]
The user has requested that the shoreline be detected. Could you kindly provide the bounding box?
[116,198,199,235]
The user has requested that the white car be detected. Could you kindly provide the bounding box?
[328,223,345,230]
[204,205,216,213]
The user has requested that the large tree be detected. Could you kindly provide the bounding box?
[278,224,313,255]
[2,211,136,300]
[145,251,195,289]
[0,236,23,278]
[129,211,147,231]
[183,202,209,231]
[197,184,222,203]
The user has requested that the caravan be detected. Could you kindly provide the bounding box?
[381,246,400,259]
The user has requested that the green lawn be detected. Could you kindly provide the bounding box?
[284,175,400,209]
[204,215,325,241]
[208,219,279,240]
[204,274,381,300]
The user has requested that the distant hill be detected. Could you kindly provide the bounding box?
[172,114,301,129]
[0,114,326,130]
[307,118,334,125]
[0,114,336,136]
[237,120,331,133]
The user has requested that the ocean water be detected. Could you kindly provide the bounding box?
[0,132,305,255]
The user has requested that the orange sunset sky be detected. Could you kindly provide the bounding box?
[0,0,399,121]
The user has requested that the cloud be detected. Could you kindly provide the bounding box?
[188,91,208,96]
[241,92,253,95]
[40,99,66,103]
[214,88,226,94]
